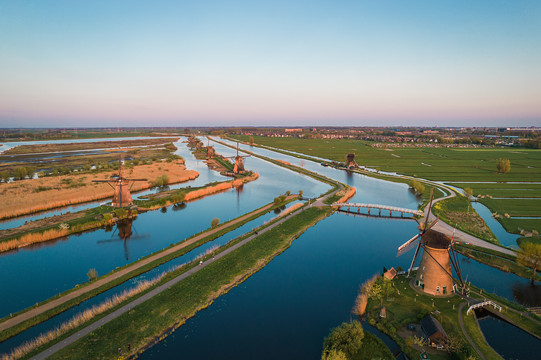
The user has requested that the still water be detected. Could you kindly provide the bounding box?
[1,137,539,358]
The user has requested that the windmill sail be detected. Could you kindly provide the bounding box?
[397,234,420,257]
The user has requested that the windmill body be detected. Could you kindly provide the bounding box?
[414,230,454,296]
[345,153,358,169]
[93,156,147,207]
[112,179,134,207]
[233,156,245,174]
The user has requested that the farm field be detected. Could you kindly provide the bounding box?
[232,135,541,236]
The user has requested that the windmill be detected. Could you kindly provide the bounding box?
[92,155,147,207]
[345,153,358,169]
[223,142,251,174]
[396,192,465,296]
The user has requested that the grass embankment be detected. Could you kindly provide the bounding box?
[46,207,331,359]
[0,159,198,220]
[455,244,540,281]
[0,198,292,342]
[229,135,541,182]
[231,135,541,235]
[432,196,498,244]
[135,173,259,210]
[0,138,182,181]
[364,275,496,360]
[2,138,178,155]
[0,207,137,253]
[214,137,341,195]
[225,136,449,209]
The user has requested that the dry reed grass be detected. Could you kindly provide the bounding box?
[0,228,69,253]
[275,203,303,219]
[336,187,357,203]
[0,161,198,220]
[1,274,166,360]
[353,274,378,316]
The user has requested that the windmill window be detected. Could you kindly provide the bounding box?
[436,286,440,293]
[420,274,423,280]
[443,286,447,294]
[423,266,425,270]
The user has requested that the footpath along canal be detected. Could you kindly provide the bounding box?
[1,136,539,359]
[138,139,540,359]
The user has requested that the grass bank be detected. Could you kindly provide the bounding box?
[432,195,498,244]
[455,244,539,281]
[0,198,293,342]
[47,207,331,359]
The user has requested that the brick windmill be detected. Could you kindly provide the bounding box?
[223,142,251,174]
[93,155,147,207]
[396,192,465,296]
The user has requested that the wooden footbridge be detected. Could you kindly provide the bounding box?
[466,300,503,315]
[332,202,422,218]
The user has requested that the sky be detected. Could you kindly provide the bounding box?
[0,0,540,128]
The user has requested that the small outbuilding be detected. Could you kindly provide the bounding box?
[383,267,397,280]
[379,306,387,318]
[420,315,448,349]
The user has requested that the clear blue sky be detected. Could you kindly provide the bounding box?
[1,0,540,127]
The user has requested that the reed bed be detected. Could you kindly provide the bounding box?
[1,274,166,360]
[274,202,303,219]
[336,187,357,203]
[0,228,70,253]
[0,161,198,220]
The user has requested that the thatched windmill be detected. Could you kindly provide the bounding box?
[396,194,465,296]
[224,142,250,174]
[93,156,147,207]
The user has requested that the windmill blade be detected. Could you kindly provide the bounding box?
[92,179,115,183]
[397,234,420,257]
[124,178,148,181]
[407,240,423,277]
[423,217,439,233]
[422,188,434,231]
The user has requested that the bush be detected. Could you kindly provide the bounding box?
[409,180,425,195]
[322,321,364,358]
[13,167,28,180]
[151,174,170,188]
[114,208,127,218]
[211,217,220,228]
[87,268,98,281]
[0,171,10,183]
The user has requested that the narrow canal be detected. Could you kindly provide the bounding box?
[1,136,539,358]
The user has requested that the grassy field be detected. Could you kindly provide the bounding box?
[365,275,491,360]
[232,135,541,239]
[448,182,541,198]
[231,136,541,182]
[47,207,331,359]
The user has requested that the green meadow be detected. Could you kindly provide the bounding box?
[233,135,541,235]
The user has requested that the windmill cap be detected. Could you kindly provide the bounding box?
[423,230,451,249]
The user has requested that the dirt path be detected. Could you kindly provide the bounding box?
[0,200,279,333]
[29,188,341,360]
[458,302,488,360]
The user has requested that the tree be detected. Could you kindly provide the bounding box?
[0,171,10,183]
[87,268,98,281]
[517,242,541,284]
[13,167,28,180]
[321,349,347,360]
[409,180,425,195]
[298,190,303,198]
[211,217,220,228]
[322,321,364,358]
[249,136,255,145]
[497,158,511,174]
[285,190,291,196]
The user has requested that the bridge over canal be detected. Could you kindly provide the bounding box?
[332,202,422,218]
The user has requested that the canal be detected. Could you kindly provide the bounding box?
[0,136,539,358]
